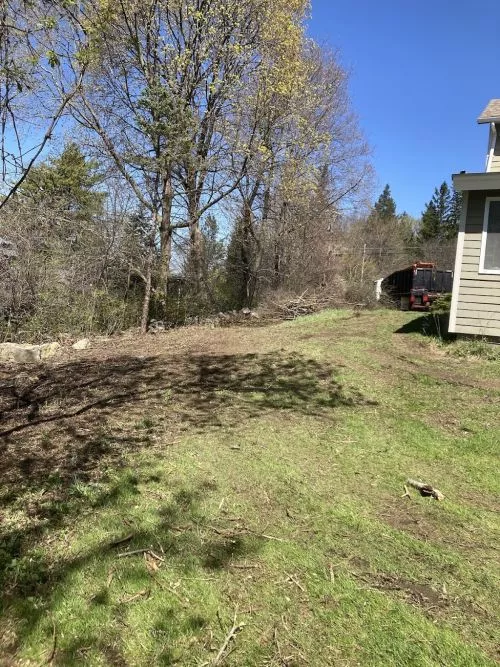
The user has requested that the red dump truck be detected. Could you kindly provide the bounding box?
[380,262,453,311]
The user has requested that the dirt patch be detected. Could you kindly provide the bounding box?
[364,573,447,610]
[378,502,500,557]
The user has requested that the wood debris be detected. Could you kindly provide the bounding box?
[120,588,150,604]
[405,478,444,501]
[211,612,245,666]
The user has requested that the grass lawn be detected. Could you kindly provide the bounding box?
[1,309,499,666]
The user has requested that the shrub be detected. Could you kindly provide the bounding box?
[447,339,500,361]
[430,293,452,314]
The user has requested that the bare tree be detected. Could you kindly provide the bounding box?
[0,0,91,208]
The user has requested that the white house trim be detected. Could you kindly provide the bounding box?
[449,191,469,333]
[478,196,500,275]
[486,123,497,172]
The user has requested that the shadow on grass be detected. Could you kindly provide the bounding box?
[0,350,376,661]
[1,475,261,664]
[394,313,454,340]
[0,351,375,494]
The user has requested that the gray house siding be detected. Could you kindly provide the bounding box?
[450,190,500,337]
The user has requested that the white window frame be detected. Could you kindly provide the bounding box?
[479,196,500,274]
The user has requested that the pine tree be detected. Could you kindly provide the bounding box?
[373,184,396,221]
[419,182,452,241]
[19,143,104,217]
[420,200,440,240]
[445,188,463,239]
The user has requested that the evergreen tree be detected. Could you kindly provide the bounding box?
[373,184,396,221]
[445,188,463,239]
[19,143,104,217]
[419,182,459,241]
[420,200,440,240]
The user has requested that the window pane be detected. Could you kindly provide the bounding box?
[484,201,500,270]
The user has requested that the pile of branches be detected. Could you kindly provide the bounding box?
[262,288,369,321]
[265,291,336,320]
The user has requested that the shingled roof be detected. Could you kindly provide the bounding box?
[477,99,500,124]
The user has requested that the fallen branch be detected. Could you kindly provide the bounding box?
[401,485,411,499]
[212,613,245,666]
[205,525,285,542]
[120,588,150,604]
[118,548,152,558]
[118,547,164,560]
[406,479,444,501]
[147,550,165,562]
[106,568,115,588]
[286,574,305,592]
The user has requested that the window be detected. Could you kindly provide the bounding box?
[479,198,500,273]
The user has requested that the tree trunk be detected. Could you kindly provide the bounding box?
[158,175,174,303]
[189,221,203,293]
[273,200,287,288]
[240,202,253,308]
[140,248,153,334]
[187,175,203,294]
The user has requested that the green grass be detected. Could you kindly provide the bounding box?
[1,310,499,666]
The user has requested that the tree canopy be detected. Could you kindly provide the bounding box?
[420,182,462,241]
[373,184,397,222]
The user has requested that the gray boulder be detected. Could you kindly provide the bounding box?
[72,338,91,350]
[0,341,61,363]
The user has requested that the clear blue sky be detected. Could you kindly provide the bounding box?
[307,0,497,217]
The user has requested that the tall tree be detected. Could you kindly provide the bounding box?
[19,143,103,217]
[228,43,371,305]
[419,182,456,241]
[373,184,396,221]
[65,0,310,312]
[445,188,463,239]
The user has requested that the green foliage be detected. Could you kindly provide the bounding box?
[420,182,462,241]
[45,49,60,68]
[373,184,396,221]
[15,290,142,341]
[430,292,452,314]
[19,142,104,216]
[447,339,500,361]
[137,85,196,170]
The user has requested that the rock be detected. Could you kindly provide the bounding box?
[72,338,90,350]
[0,343,40,363]
[148,320,166,333]
[40,342,61,359]
[0,341,60,363]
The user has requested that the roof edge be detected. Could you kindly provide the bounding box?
[477,117,500,124]
[452,172,500,191]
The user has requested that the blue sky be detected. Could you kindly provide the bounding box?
[307,0,497,217]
